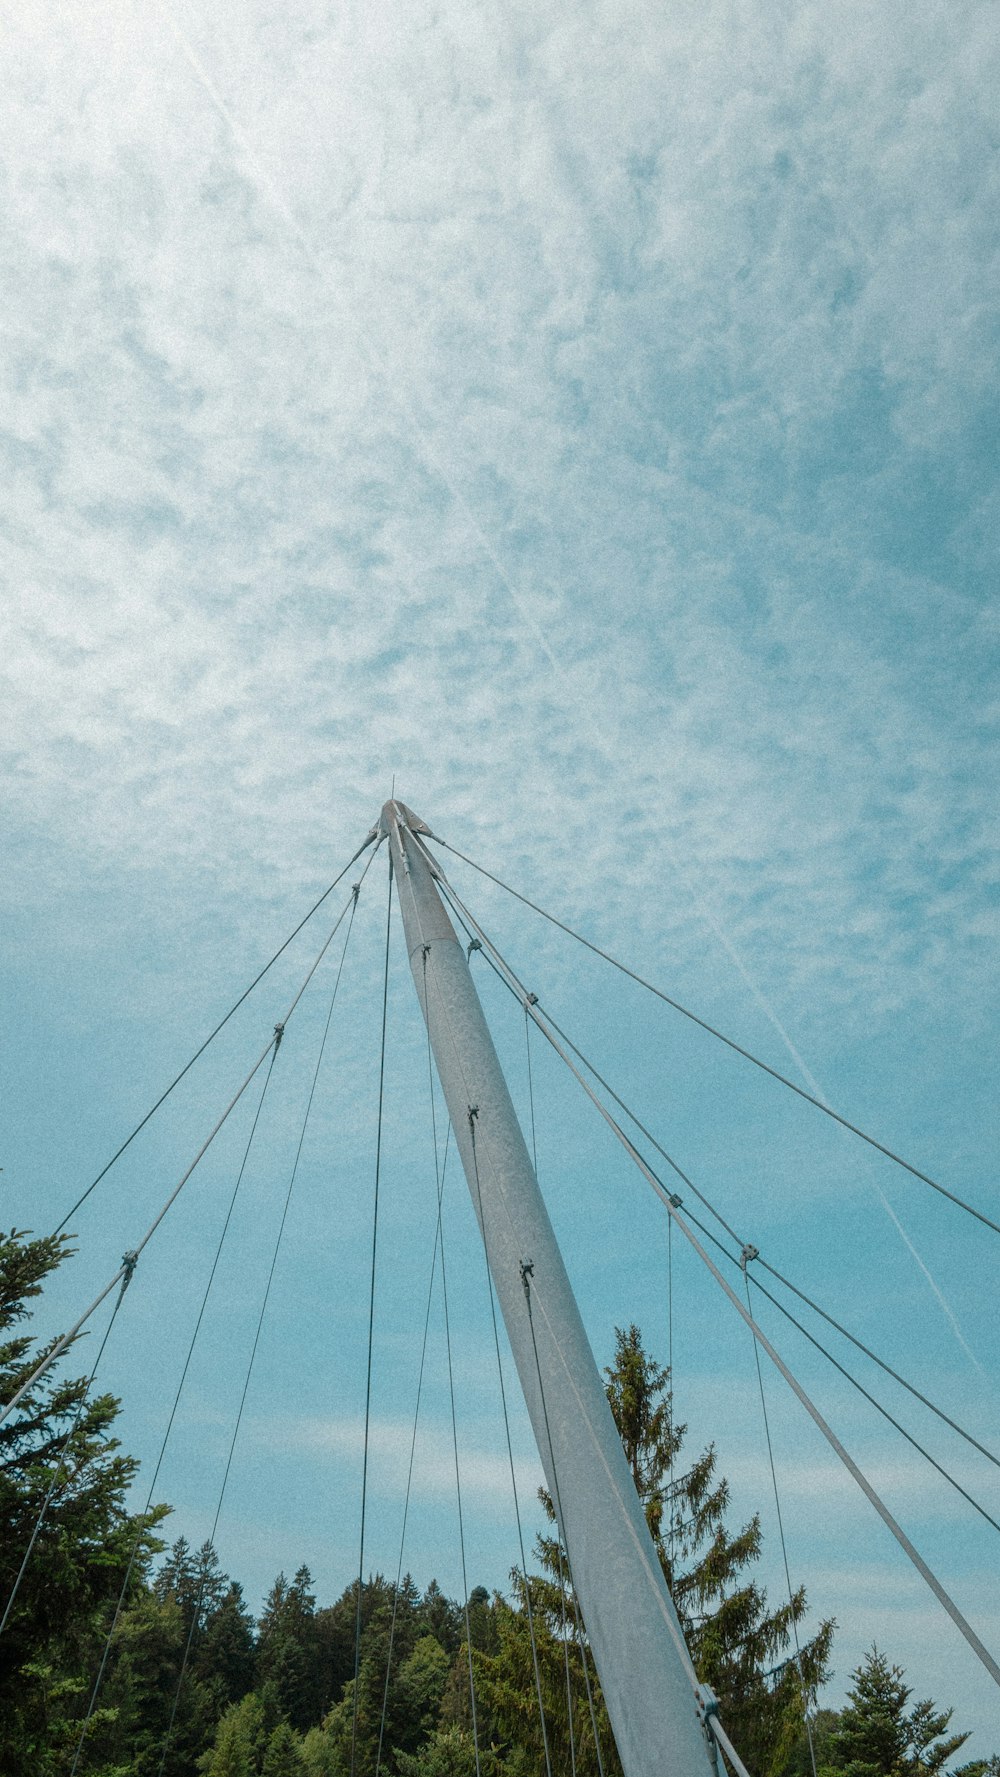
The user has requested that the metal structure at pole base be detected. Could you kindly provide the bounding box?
[381,799,720,1777]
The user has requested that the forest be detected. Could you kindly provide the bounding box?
[2,1227,994,1777]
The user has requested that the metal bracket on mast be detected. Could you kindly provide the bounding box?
[381,798,719,1777]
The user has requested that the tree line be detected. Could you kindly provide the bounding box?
[1,1228,993,1777]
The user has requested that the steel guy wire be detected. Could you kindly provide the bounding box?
[467,1103,554,1777]
[154,1034,286,1777]
[0,1276,131,1638]
[435,1125,484,1777]
[158,855,366,1777]
[740,1261,819,1777]
[432,860,1000,1686]
[4,863,374,1430]
[351,851,395,1777]
[66,873,368,1774]
[70,1039,282,1777]
[432,856,999,1480]
[374,1115,451,1777]
[52,831,377,1237]
[429,835,998,1239]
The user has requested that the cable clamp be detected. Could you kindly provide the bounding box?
[526,992,538,1006]
[668,1192,683,1209]
[696,1683,720,1724]
[740,1243,759,1269]
[119,1250,139,1300]
[273,1022,285,1050]
[467,938,482,960]
[351,882,361,901]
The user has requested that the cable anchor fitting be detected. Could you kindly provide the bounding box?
[118,1250,139,1302]
[468,1104,479,1130]
[467,937,482,961]
[740,1243,759,1269]
[351,882,361,902]
[520,1259,534,1301]
[696,1682,720,1724]
[273,1022,285,1050]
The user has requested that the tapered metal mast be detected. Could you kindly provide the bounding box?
[382,800,718,1777]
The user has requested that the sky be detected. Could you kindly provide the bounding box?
[2,0,998,1755]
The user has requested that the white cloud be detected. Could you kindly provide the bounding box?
[2,5,996,1733]
[260,1410,544,1509]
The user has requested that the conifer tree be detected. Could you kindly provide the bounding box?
[257,1568,326,1731]
[824,1647,971,1777]
[603,1323,833,1769]
[479,1323,832,1776]
[0,1228,166,1776]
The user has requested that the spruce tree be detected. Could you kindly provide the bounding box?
[604,1323,833,1769]
[0,1227,165,1776]
[825,1647,971,1777]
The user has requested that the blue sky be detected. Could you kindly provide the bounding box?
[2,0,998,1754]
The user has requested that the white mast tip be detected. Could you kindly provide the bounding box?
[378,799,433,839]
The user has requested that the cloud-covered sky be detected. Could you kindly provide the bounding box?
[3,0,997,1752]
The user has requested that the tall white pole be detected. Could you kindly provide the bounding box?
[383,801,719,1777]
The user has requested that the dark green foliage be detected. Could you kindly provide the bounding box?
[474,1581,615,1777]
[822,1647,972,1777]
[395,1723,506,1776]
[261,1719,307,1776]
[198,1687,285,1776]
[88,1590,213,1777]
[200,1581,258,1710]
[4,1264,991,1777]
[0,1229,166,1777]
[257,1568,328,1732]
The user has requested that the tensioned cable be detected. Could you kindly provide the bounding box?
[409,906,541,1772]
[158,869,366,1777]
[374,1120,452,1777]
[433,865,999,1476]
[517,1018,592,1777]
[435,870,1000,1686]
[521,1262,607,1777]
[522,1001,1000,1480]
[656,1202,1000,1541]
[549,1079,1000,1681]
[436,1123,483,1777]
[471,883,1000,1535]
[566,1584,608,1777]
[467,1103,553,1777]
[731,1244,1000,1536]
[428,836,998,1239]
[740,1261,818,1777]
[511,1001,1000,1514]
[473,902,1000,1564]
[755,1255,999,1471]
[557,1542,579,1777]
[523,993,578,1756]
[153,1039,284,1777]
[544,1046,1000,1682]
[69,1059,278,1775]
[667,1215,677,1570]
[0,1270,133,1638]
[524,1006,540,1180]
[52,831,378,1237]
[66,871,368,1776]
[2,870,369,1430]
[351,855,395,1777]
